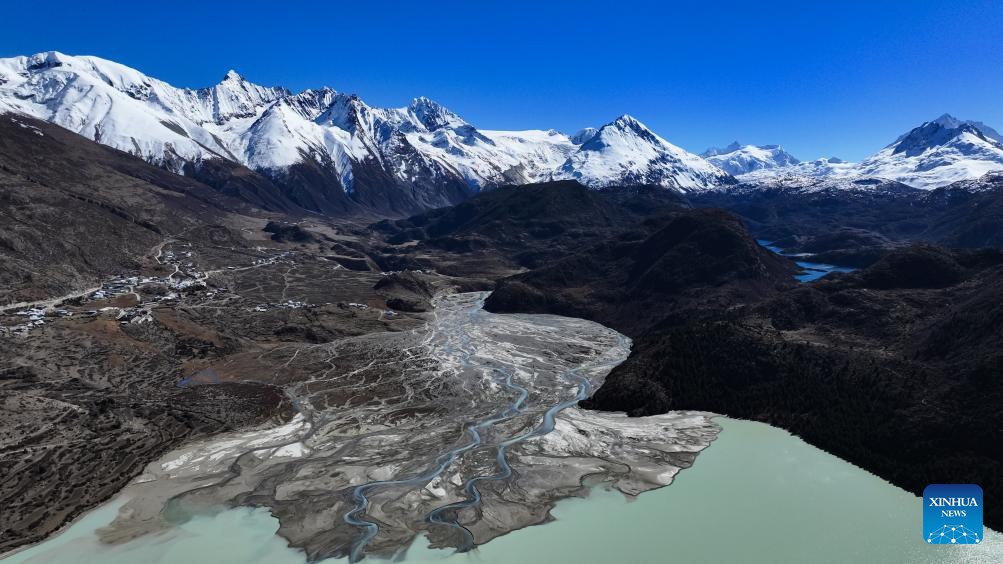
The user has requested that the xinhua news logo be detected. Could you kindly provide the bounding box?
[924,484,983,545]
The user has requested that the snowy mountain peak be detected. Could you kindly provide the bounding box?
[26,50,69,70]
[407,96,465,131]
[926,113,1003,142]
[890,119,995,157]
[855,115,1003,189]
[222,69,243,81]
[932,113,963,129]
[581,114,661,151]
[893,114,1003,148]
[571,127,598,145]
[609,114,649,133]
[702,143,800,176]
[701,141,743,157]
[737,114,1003,190]
[552,114,733,192]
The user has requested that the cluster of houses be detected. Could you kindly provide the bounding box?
[250,250,295,267]
[253,300,308,312]
[2,246,382,337]
[0,307,76,336]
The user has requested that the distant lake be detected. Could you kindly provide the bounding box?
[6,417,999,564]
[757,240,856,282]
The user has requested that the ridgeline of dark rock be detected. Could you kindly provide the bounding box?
[689,182,921,255]
[264,221,316,243]
[690,176,1003,256]
[183,157,320,216]
[374,271,440,312]
[372,180,690,277]
[922,179,1003,248]
[858,244,963,289]
[485,208,796,335]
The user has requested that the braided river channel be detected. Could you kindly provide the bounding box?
[4,293,1001,563]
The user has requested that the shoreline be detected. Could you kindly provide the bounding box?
[0,494,129,561]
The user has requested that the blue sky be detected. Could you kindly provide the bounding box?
[3,0,1002,160]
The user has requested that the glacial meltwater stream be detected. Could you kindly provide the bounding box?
[757,239,856,282]
[4,293,1000,563]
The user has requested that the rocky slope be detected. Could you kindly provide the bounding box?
[484,208,796,334]
[0,113,277,305]
[0,112,433,552]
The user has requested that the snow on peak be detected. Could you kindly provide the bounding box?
[26,51,70,70]
[0,51,735,200]
[603,114,658,142]
[405,96,467,131]
[932,113,964,129]
[925,113,1003,142]
[856,114,1003,189]
[732,154,859,185]
[701,141,743,157]
[702,143,800,176]
[551,115,733,192]
[733,115,1003,191]
[571,127,598,145]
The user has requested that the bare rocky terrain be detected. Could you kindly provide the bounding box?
[0,229,428,553]
[0,116,425,553]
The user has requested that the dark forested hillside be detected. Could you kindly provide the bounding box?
[576,246,1003,529]
[371,180,690,277]
[469,191,1003,529]
[484,208,795,335]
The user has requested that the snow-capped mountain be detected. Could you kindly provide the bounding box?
[551,115,732,191]
[855,114,1003,189]
[0,51,289,171]
[730,173,915,195]
[0,51,734,215]
[701,142,800,176]
[737,156,858,183]
[932,170,1003,194]
[699,141,863,185]
[713,115,1003,191]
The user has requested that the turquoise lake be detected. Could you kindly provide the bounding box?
[5,417,999,564]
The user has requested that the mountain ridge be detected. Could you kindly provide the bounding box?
[719,113,1003,189]
[6,51,1003,202]
[0,51,733,216]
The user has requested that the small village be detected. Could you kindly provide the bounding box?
[1,243,399,337]
[1,243,213,337]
